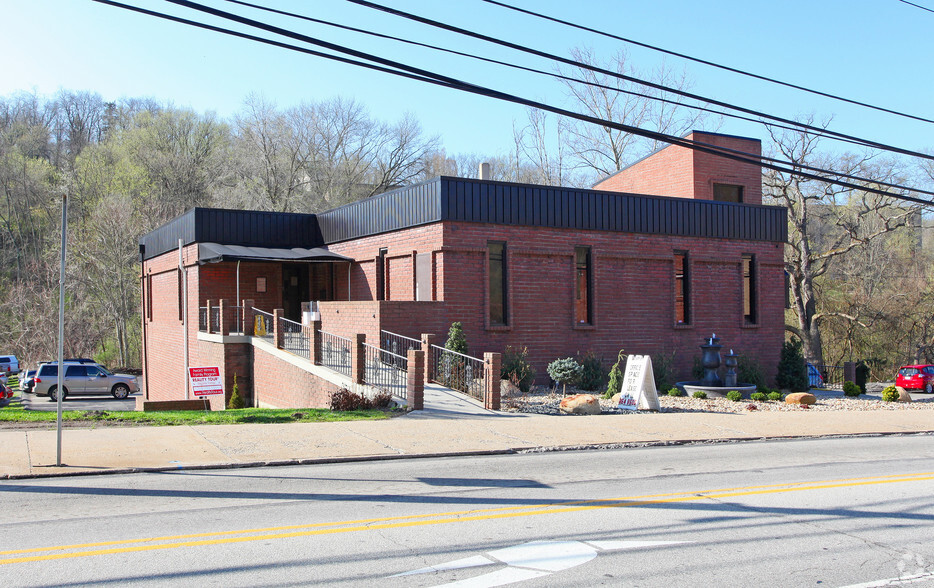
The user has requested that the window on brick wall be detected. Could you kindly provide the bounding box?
[575,246,592,324]
[146,274,153,321]
[488,241,508,326]
[177,268,183,321]
[376,247,387,301]
[674,251,690,325]
[713,183,744,203]
[743,254,757,324]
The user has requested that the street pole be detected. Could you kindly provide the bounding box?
[180,239,189,399]
[56,194,68,467]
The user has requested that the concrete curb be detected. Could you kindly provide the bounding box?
[4,429,931,481]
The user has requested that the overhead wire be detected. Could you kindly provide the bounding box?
[897,0,934,14]
[341,0,934,163]
[483,0,934,126]
[91,0,934,207]
[223,0,909,157]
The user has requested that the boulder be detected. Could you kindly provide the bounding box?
[500,379,522,398]
[785,392,817,405]
[559,393,602,415]
[898,387,913,403]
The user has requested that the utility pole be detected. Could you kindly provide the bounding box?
[56,194,68,466]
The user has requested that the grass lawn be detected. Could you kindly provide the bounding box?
[0,404,396,426]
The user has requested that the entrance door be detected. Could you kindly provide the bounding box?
[282,264,309,322]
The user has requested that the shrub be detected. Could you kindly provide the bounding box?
[842,381,861,397]
[652,351,675,392]
[737,355,765,389]
[750,392,766,401]
[768,391,783,401]
[501,346,536,392]
[445,322,469,354]
[227,374,245,409]
[372,391,392,408]
[604,350,627,399]
[331,387,373,411]
[667,387,683,397]
[577,351,605,392]
[726,390,743,402]
[547,357,583,395]
[691,356,704,380]
[692,390,707,399]
[776,339,809,391]
[881,385,899,403]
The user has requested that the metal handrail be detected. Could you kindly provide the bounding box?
[319,330,352,378]
[280,316,309,359]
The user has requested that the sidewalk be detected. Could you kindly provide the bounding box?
[2,406,932,479]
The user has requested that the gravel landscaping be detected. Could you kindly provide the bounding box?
[502,384,934,415]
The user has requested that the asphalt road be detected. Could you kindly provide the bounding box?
[1,435,932,587]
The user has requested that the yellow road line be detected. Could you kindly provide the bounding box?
[2,471,933,566]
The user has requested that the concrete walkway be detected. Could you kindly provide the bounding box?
[2,402,932,479]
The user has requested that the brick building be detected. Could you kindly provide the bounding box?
[140,131,786,409]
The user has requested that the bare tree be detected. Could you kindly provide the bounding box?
[763,122,918,365]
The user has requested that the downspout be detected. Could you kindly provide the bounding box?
[180,239,189,399]
[236,259,241,332]
[347,261,351,300]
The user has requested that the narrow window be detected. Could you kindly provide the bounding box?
[575,247,592,324]
[488,241,507,326]
[376,247,387,301]
[743,254,757,324]
[177,268,184,321]
[674,251,690,324]
[713,183,744,203]
[146,274,153,320]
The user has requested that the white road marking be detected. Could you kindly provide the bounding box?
[839,571,934,587]
[392,538,693,587]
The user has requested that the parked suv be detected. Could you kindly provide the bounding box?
[33,361,138,401]
[0,355,19,376]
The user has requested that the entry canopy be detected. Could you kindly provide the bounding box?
[198,242,352,264]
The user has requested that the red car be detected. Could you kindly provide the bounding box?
[0,382,12,406]
[896,365,934,394]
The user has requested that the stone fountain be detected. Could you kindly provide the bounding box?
[678,334,757,398]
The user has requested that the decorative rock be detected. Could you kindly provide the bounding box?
[559,393,602,415]
[898,388,912,403]
[500,379,522,398]
[746,403,757,411]
[785,392,817,405]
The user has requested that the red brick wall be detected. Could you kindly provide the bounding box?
[439,221,785,384]
[252,345,339,408]
[594,132,763,205]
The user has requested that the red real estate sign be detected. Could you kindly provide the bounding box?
[188,366,224,396]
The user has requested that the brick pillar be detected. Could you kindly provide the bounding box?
[205,299,214,333]
[421,333,435,384]
[844,361,856,385]
[273,309,284,348]
[218,299,229,336]
[407,349,424,410]
[352,333,366,384]
[308,320,322,364]
[242,300,255,336]
[484,352,501,411]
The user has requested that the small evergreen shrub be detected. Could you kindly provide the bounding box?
[768,391,783,401]
[726,390,743,402]
[667,387,683,397]
[692,390,707,399]
[547,357,583,394]
[881,385,899,403]
[445,322,469,354]
[750,392,766,401]
[691,356,704,380]
[652,351,675,392]
[737,355,766,389]
[604,350,627,399]
[577,351,605,392]
[842,381,861,397]
[501,345,536,392]
[227,374,245,409]
[776,339,809,392]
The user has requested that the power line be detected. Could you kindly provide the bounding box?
[897,0,934,14]
[341,0,934,162]
[224,0,921,159]
[93,0,934,207]
[484,0,934,126]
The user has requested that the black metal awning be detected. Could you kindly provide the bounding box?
[197,242,352,264]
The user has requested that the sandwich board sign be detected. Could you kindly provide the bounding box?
[618,355,661,411]
[188,366,224,397]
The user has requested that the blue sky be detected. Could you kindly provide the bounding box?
[2,0,933,159]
